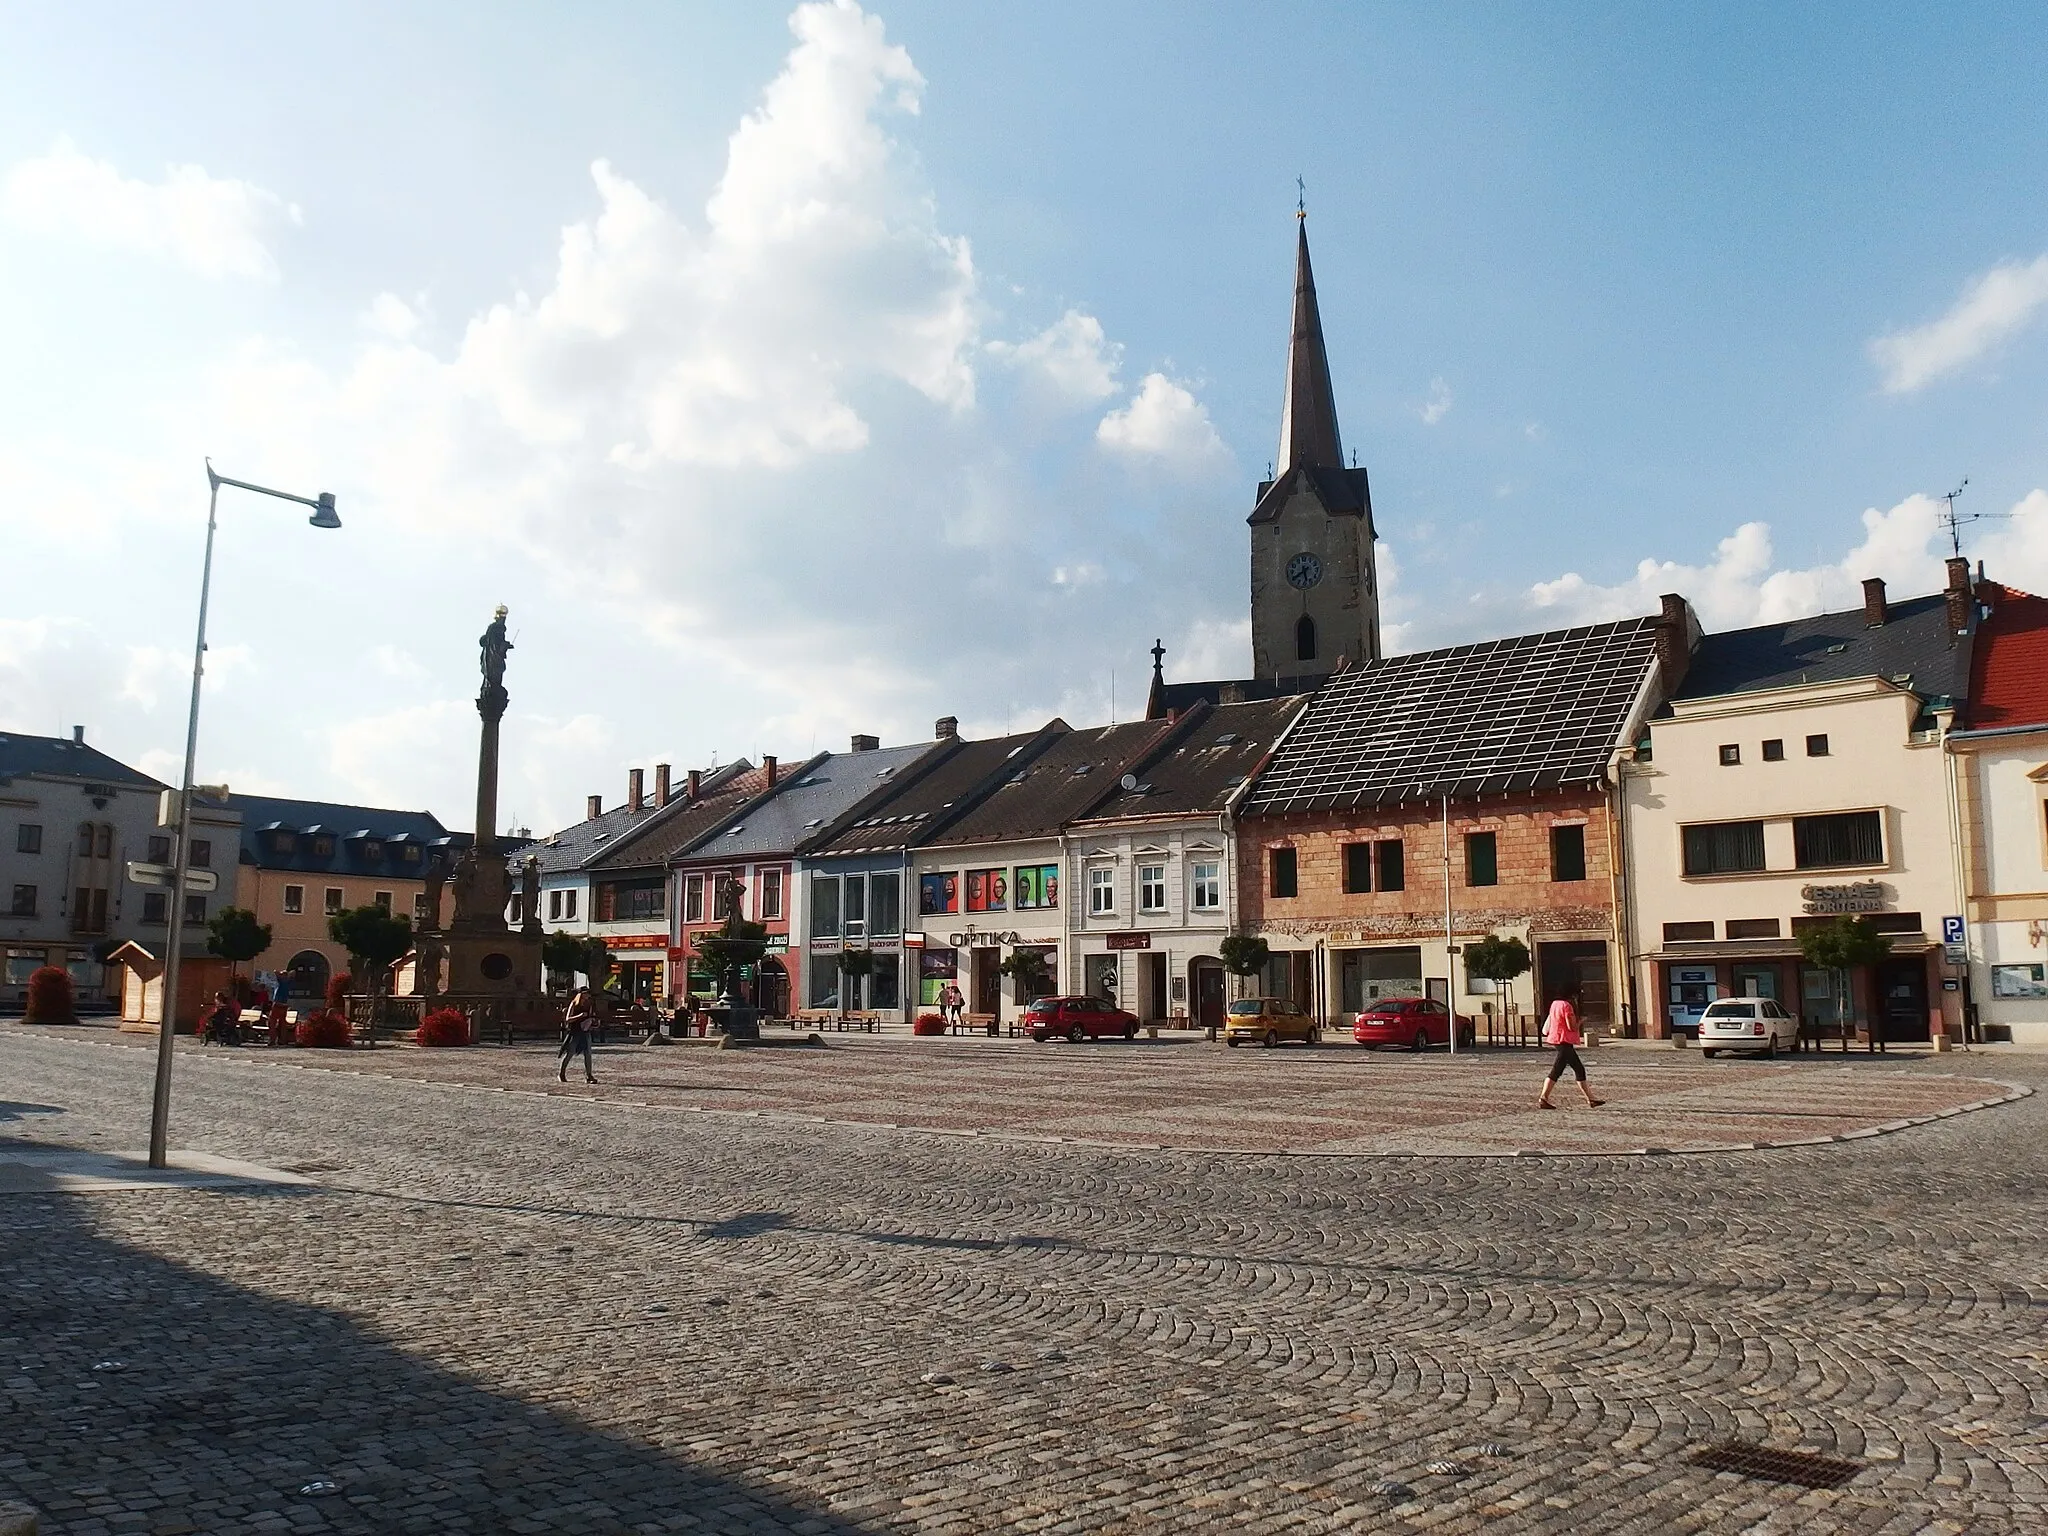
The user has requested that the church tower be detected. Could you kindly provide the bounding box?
[1249,217,1380,680]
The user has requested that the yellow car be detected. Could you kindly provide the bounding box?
[1222,997,1321,1047]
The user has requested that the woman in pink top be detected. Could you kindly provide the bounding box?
[1536,994,1603,1110]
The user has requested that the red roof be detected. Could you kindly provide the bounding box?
[1969,583,2048,729]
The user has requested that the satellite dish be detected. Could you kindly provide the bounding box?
[1119,773,1139,791]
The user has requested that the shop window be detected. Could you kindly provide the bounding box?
[1792,811,1883,869]
[1139,864,1166,912]
[1190,861,1220,910]
[284,885,304,915]
[1806,734,1830,757]
[9,884,35,917]
[1012,865,1058,910]
[1269,846,1297,899]
[189,839,211,868]
[683,874,705,925]
[1375,839,1405,892]
[142,892,168,926]
[966,868,1007,913]
[183,894,207,926]
[1089,867,1115,915]
[1662,921,1715,942]
[324,887,344,916]
[147,834,170,863]
[1296,614,1317,663]
[1465,831,1498,887]
[1682,820,1766,876]
[919,871,958,916]
[870,873,902,936]
[811,874,841,939]
[1550,824,1587,883]
[871,953,901,1010]
[1342,843,1372,894]
[760,869,784,921]
[16,823,41,855]
[1761,739,1785,762]
[1718,744,1741,766]
[1725,918,1781,940]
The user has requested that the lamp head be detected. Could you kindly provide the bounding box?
[308,492,341,530]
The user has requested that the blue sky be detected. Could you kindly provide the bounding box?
[3,2,2044,832]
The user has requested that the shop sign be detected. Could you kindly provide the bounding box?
[1106,932,1151,951]
[904,932,926,948]
[1801,882,1887,914]
[765,935,788,952]
[947,927,1021,948]
[608,934,667,951]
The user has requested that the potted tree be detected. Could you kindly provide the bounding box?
[328,905,413,1044]
[541,930,586,994]
[1217,933,1270,1041]
[206,906,273,988]
[1462,933,1531,1045]
[996,948,1052,1036]
[1797,916,1893,1053]
[835,947,875,1028]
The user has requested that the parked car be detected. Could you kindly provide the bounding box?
[1352,997,1476,1051]
[1222,997,1320,1047]
[1699,997,1797,1058]
[1025,995,1141,1043]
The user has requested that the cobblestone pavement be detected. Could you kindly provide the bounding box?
[12,1025,2030,1156]
[3,1028,2046,1535]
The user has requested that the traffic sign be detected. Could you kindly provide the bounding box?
[1941,915,1965,946]
[126,862,218,893]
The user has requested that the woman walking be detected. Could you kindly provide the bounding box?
[1536,993,1602,1110]
[559,985,597,1084]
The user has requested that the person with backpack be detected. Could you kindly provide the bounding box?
[559,986,597,1084]
[1536,992,1602,1110]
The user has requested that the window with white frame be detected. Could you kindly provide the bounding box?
[811,872,841,939]
[1139,863,1166,912]
[683,873,705,924]
[1190,861,1221,911]
[283,884,304,915]
[548,889,562,921]
[564,888,578,920]
[760,868,784,920]
[1089,866,1115,915]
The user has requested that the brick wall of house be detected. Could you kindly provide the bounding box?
[1236,788,1619,944]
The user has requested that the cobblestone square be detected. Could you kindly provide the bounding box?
[3,1027,2046,1533]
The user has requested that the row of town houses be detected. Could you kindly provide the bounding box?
[496,562,2048,1047]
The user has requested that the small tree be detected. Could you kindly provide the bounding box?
[541,930,585,992]
[998,947,1051,1008]
[206,906,273,980]
[328,905,413,1041]
[835,946,876,1023]
[1797,916,1893,1052]
[1463,933,1532,1026]
[1219,932,1270,1000]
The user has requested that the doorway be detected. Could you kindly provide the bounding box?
[1539,941,1611,1022]
[1875,956,1931,1042]
[973,948,1002,1017]
[1192,960,1225,1032]
[1141,952,1167,1022]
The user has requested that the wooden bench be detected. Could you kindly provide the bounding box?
[951,1012,1000,1036]
[792,1010,883,1033]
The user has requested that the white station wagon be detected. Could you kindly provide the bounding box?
[1698,997,1798,1058]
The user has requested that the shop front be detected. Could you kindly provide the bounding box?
[909,922,1058,1020]
[605,933,668,1004]
[1653,936,1938,1043]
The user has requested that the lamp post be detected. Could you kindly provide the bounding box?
[148,460,340,1169]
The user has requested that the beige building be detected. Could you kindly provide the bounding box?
[1623,572,1976,1042]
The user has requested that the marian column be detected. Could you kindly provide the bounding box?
[475,604,511,854]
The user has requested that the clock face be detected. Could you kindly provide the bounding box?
[1286,552,1324,590]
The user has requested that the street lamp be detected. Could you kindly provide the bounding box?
[147,460,340,1168]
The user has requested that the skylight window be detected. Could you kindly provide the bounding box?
[1215,732,1239,745]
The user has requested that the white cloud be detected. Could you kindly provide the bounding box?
[989,308,1120,402]
[0,137,300,281]
[1419,375,1452,425]
[362,293,422,342]
[1869,254,2048,393]
[1096,372,1226,462]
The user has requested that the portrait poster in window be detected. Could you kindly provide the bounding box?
[918,872,957,916]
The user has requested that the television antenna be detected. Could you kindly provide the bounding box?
[1938,477,2010,559]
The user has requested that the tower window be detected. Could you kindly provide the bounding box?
[1295,614,1317,663]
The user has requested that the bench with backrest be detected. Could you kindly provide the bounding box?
[950,1012,1002,1036]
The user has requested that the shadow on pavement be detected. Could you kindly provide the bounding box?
[0,1186,874,1535]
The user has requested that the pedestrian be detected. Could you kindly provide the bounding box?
[559,985,597,1084]
[942,981,965,1028]
[202,990,241,1047]
[1536,993,1602,1110]
[265,980,291,1047]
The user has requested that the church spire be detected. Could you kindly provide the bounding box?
[1275,217,1344,476]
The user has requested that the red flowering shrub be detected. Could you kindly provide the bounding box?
[324,971,352,1010]
[294,1010,352,1049]
[912,1012,947,1037]
[416,1007,471,1047]
[23,965,78,1024]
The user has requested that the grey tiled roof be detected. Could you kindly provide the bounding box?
[692,743,935,862]
[802,729,1064,856]
[225,793,461,880]
[525,762,750,876]
[0,731,160,789]
[1676,592,1968,706]
[929,720,1175,847]
[1244,617,1661,814]
[1076,696,1308,822]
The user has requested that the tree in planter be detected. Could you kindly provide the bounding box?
[328,905,413,1042]
[1219,932,1270,1001]
[834,946,875,1025]
[206,906,273,983]
[1463,933,1531,1036]
[1797,916,1893,1053]
[541,930,586,993]
[997,949,1053,1032]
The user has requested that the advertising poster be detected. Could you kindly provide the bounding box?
[919,945,957,1006]
[919,872,957,916]
[1013,864,1059,910]
[1992,963,2048,999]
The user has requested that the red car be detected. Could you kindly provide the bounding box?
[1025,995,1141,1043]
[1352,997,1476,1051]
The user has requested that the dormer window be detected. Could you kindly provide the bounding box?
[402,845,422,863]
[271,831,295,855]
[312,836,334,858]
[364,841,384,861]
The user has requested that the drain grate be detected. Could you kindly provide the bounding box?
[1689,1441,1862,1489]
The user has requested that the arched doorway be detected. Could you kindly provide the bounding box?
[285,949,329,1002]
[1189,957,1226,1032]
[758,957,790,1019]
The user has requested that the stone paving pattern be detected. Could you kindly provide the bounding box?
[2,1027,2046,1533]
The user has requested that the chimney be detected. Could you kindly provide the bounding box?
[935,715,959,741]
[586,794,602,821]
[763,754,778,787]
[850,733,880,753]
[71,725,84,744]
[1862,577,1888,627]
[1655,593,1693,696]
[628,767,645,814]
[655,763,672,808]
[687,769,701,802]
[1946,556,1973,635]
